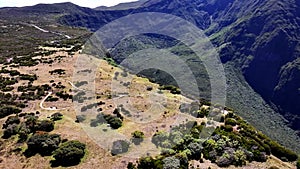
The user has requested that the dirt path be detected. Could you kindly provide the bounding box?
[31,24,71,39]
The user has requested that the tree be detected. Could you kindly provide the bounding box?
[131,131,145,145]
[2,116,20,129]
[26,133,61,156]
[2,124,19,139]
[127,162,136,169]
[233,149,247,166]
[152,131,169,148]
[162,156,180,169]
[51,112,63,121]
[111,140,130,155]
[225,118,237,126]
[75,115,86,123]
[35,120,54,132]
[188,141,202,160]
[52,140,86,166]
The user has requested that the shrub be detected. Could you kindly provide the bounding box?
[105,115,122,129]
[267,140,298,161]
[26,133,61,156]
[152,131,169,148]
[49,69,65,75]
[92,113,123,129]
[137,156,156,169]
[197,109,209,118]
[3,116,20,129]
[297,159,300,169]
[0,106,22,118]
[51,112,63,121]
[163,156,180,169]
[146,86,153,91]
[216,155,232,167]
[52,140,86,166]
[127,162,136,169]
[75,115,86,123]
[18,124,30,142]
[188,141,202,160]
[159,85,181,94]
[35,120,55,132]
[221,125,233,132]
[2,124,19,139]
[131,131,145,145]
[111,140,130,155]
[225,118,237,126]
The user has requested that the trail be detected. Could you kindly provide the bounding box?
[31,24,71,39]
[40,92,57,110]
[40,92,68,111]
[68,81,86,91]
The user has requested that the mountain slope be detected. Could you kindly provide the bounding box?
[212,0,300,131]
[0,0,299,153]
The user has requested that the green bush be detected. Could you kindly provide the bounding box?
[35,120,55,132]
[297,159,300,169]
[131,131,145,145]
[162,156,180,169]
[188,141,202,160]
[3,116,20,128]
[267,140,298,161]
[75,115,86,123]
[221,125,233,132]
[49,69,66,75]
[225,118,237,126]
[111,140,130,155]
[0,106,22,119]
[52,140,86,166]
[51,113,63,121]
[152,131,169,148]
[2,124,19,139]
[90,113,123,129]
[159,85,181,94]
[127,162,136,169]
[26,133,61,156]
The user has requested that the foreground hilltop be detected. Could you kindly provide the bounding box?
[0,0,299,168]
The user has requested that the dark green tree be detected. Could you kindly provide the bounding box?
[52,140,86,166]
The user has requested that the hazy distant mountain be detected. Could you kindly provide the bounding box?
[94,0,148,11]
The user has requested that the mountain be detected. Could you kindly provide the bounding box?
[0,0,299,153]
[210,0,300,131]
[94,0,148,11]
[0,1,299,168]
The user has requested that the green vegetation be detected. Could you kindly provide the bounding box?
[0,76,18,92]
[35,120,55,132]
[49,69,66,75]
[56,91,72,100]
[26,133,61,156]
[51,112,63,121]
[159,85,181,94]
[132,107,299,168]
[1,112,86,167]
[75,81,88,87]
[75,115,86,123]
[0,106,22,119]
[103,56,118,67]
[131,131,145,145]
[111,140,130,156]
[52,140,86,166]
[90,113,123,129]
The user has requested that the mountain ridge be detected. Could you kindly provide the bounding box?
[0,0,299,153]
